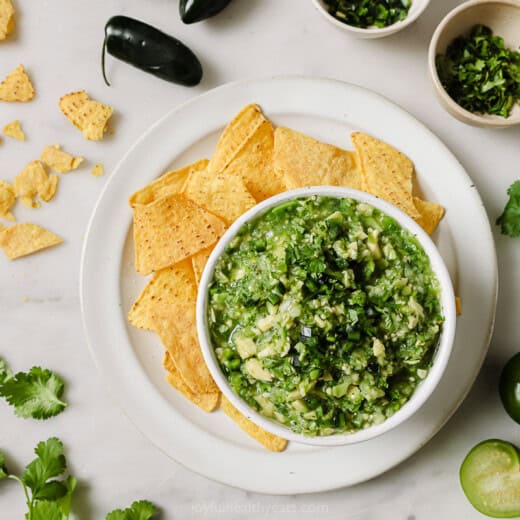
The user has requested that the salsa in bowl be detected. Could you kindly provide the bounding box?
[197,187,456,446]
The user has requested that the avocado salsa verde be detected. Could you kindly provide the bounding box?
[207,196,444,436]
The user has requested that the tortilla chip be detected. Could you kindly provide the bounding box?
[351,132,420,219]
[456,296,462,316]
[0,222,62,260]
[191,246,213,286]
[274,127,362,191]
[0,65,35,102]
[163,352,220,412]
[413,197,445,235]
[0,0,15,40]
[40,145,83,173]
[220,395,288,452]
[128,259,197,331]
[2,120,25,140]
[91,163,104,177]
[0,180,15,221]
[183,169,256,225]
[208,104,285,201]
[133,194,226,275]
[153,302,218,394]
[13,161,59,208]
[129,159,208,207]
[58,90,113,141]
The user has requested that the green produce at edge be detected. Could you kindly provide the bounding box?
[460,439,520,518]
[179,0,232,24]
[500,353,520,424]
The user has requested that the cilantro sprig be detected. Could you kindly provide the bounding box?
[0,438,77,520]
[0,357,67,419]
[497,180,520,237]
[436,25,520,118]
[106,500,157,520]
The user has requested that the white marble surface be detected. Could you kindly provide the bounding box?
[1,0,519,518]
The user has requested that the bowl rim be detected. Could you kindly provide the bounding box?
[311,0,431,36]
[428,0,520,128]
[196,186,457,447]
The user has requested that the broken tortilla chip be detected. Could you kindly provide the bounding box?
[58,90,113,141]
[0,180,15,221]
[129,159,208,207]
[133,194,226,275]
[208,104,285,201]
[191,246,213,286]
[0,65,35,102]
[220,395,288,452]
[128,259,197,331]
[163,352,220,413]
[183,169,256,225]
[153,302,218,394]
[456,296,462,316]
[274,127,362,191]
[352,132,420,219]
[91,163,104,177]
[14,161,58,208]
[0,222,62,260]
[0,0,15,41]
[413,197,445,235]
[2,120,25,140]
[40,145,83,173]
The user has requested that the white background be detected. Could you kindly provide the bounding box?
[1,0,519,518]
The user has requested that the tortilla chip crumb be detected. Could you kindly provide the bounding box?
[40,144,83,173]
[91,163,104,177]
[2,120,25,140]
[0,180,16,221]
[0,65,35,102]
[14,160,59,208]
[58,90,113,141]
[0,0,15,41]
[0,222,62,260]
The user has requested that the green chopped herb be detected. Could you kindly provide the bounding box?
[208,196,443,436]
[436,25,520,118]
[497,180,520,237]
[322,0,411,29]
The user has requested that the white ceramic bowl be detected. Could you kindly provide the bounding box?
[197,187,456,446]
[429,0,520,128]
[312,0,431,39]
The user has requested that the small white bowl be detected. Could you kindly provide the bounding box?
[429,0,520,128]
[197,187,456,446]
[312,0,431,39]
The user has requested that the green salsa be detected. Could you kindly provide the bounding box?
[207,196,443,436]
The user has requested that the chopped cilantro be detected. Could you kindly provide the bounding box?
[436,25,520,118]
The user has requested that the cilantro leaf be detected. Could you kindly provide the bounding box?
[55,476,77,517]
[497,180,520,237]
[0,366,67,419]
[106,500,157,520]
[31,500,64,520]
[22,438,67,496]
[0,450,9,479]
[0,358,13,385]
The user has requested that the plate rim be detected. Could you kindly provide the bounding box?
[80,75,498,495]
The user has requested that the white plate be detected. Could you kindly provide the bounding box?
[80,76,497,495]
